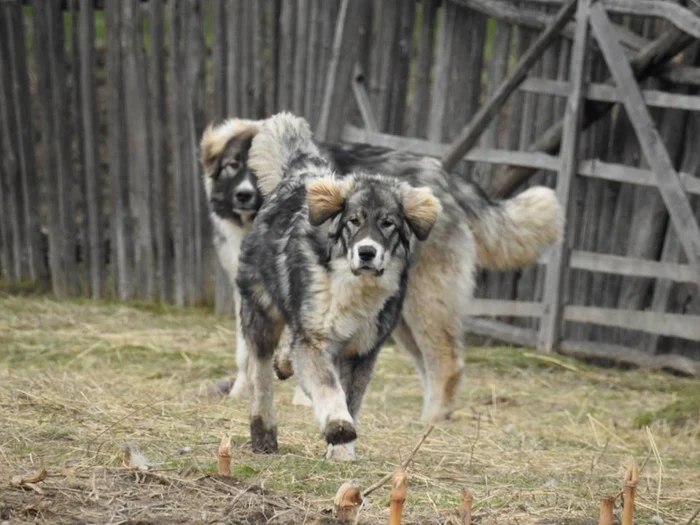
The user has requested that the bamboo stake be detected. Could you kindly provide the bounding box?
[218,435,232,476]
[389,467,407,525]
[334,479,363,522]
[622,463,639,525]
[598,495,615,525]
[459,489,473,525]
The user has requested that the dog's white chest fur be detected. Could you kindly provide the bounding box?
[305,258,402,354]
[212,214,250,282]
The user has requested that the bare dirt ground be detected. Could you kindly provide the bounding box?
[1,295,699,524]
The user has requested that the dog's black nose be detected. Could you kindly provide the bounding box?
[358,245,376,262]
[234,190,253,205]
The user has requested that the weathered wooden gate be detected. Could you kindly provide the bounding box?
[324,0,700,375]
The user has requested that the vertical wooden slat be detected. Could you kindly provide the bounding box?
[150,0,170,302]
[427,3,451,142]
[265,0,282,115]
[539,0,591,352]
[483,20,512,162]
[387,1,415,135]
[226,0,241,116]
[277,0,296,111]
[0,5,24,281]
[253,0,266,118]
[472,19,512,189]
[212,0,227,119]
[0,139,11,281]
[32,0,79,297]
[371,0,399,131]
[211,0,235,314]
[4,1,46,283]
[51,0,79,296]
[407,0,437,139]
[238,1,251,117]
[459,8,487,135]
[170,0,187,306]
[187,0,206,304]
[71,0,86,294]
[105,0,132,299]
[293,0,309,116]
[319,0,341,96]
[0,69,12,281]
[122,0,155,300]
[474,18,514,317]
[317,0,367,142]
[79,0,104,298]
[304,0,321,124]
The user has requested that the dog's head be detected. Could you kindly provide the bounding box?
[200,119,264,226]
[307,175,441,275]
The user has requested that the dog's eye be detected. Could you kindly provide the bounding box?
[348,217,360,226]
[380,219,394,229]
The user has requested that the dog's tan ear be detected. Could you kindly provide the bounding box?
[402,186,441,241]
[307,177,351,226]
[200,118,263,174]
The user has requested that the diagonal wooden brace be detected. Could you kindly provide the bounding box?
[589,2,700,283]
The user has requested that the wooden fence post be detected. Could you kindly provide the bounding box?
[122,0,156,301]
[170,0,187,306]
[538,0,591,352]
[150,0,171,302]
[316,0,367,142]
[2,1,47,284]
[105,0,133,300]
[0,5,23,282]
[32,0,79,298]
[79,0,104,298]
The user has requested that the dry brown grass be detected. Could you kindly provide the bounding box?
[1,295,699,524]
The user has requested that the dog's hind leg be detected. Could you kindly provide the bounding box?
[392,318,427,391]
[402,240,474,423]
[292,339,356,447]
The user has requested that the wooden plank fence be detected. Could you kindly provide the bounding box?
[1,0,700,370]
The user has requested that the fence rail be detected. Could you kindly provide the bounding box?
[1,0,700,366]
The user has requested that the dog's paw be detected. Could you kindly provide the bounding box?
[324,420,357,445]
[250,417,278,453]
[325,442,357,462]
[273,353,294,380]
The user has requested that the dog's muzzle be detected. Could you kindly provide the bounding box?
[232,188,257,211]
[350,239,385,276]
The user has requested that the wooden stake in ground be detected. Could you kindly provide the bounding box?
[598,495,615,525]
[459,489,473,525]
[218,435,232,476]
[389,467,407,525]
[334,479,363,522]
[622,463,639,525]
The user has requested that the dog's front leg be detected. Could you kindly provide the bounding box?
[292,339,356,447]
[230,287,252,400]
[239,297,283,454]
[326,347,381,462]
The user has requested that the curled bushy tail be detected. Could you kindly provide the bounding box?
[471,186,564,270]
[248,112,319,196]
